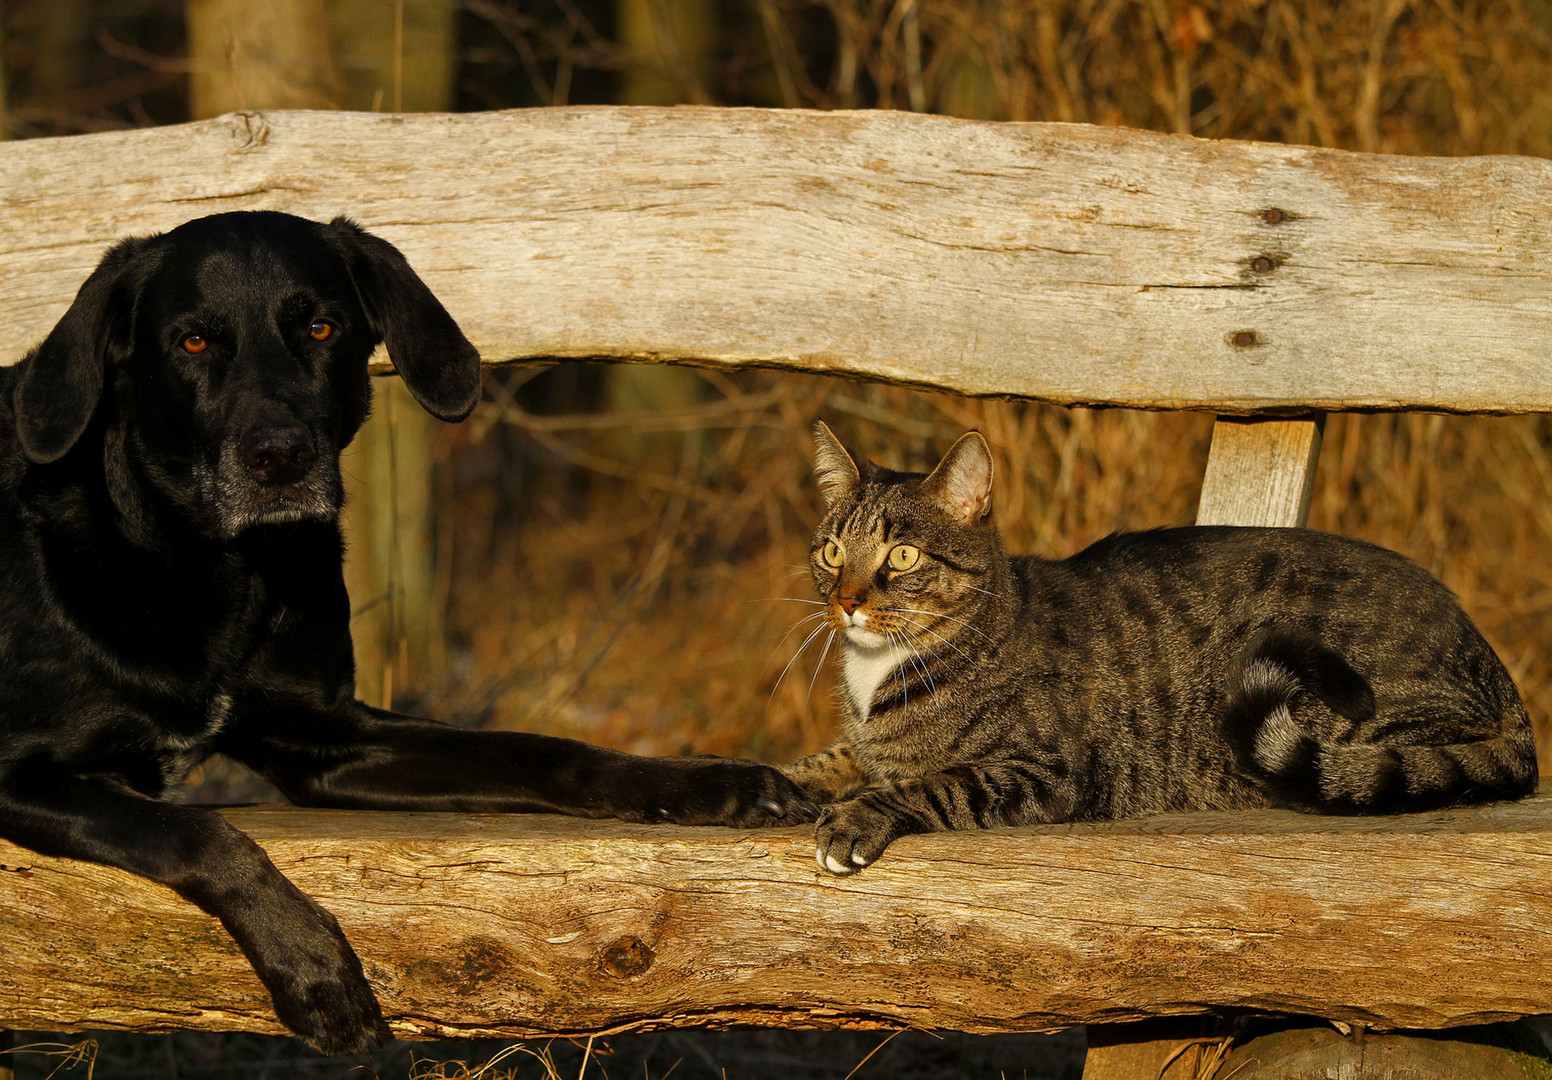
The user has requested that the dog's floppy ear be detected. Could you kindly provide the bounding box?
[14,237,150,464]
[324,217,482,423]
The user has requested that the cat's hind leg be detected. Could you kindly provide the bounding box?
[1221,627,1537,813]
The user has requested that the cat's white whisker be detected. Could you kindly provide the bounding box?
[805,629,836,706]
[767,620,833,712]
[888,611,974,661]
[889,606,995,644]
[896,625,943,713]
[772,610,829,648]
[887,631,908,711]
[754,596,829,606]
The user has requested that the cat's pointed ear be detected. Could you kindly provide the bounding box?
[923,431,994,523]
[812,419,864,507]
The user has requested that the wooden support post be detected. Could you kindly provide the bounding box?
[342,376,445,709]
[1083,1019,1224,1079]
[1086,414,1324,1078]
[1194,415,1325,529]
[333,0,459,709]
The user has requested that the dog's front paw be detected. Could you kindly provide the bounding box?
[624,757,821,827]
[814,796,902,875]
[275,968,387,1056]
[253,905,388,1055]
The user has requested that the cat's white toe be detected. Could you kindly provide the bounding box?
[851,851,869,866]
[823,851,852,875]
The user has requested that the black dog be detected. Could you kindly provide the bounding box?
[0,211,815,1053]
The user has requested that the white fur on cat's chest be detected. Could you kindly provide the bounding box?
[842,639,900,717]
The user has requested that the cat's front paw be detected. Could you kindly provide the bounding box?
[813,797,902,875]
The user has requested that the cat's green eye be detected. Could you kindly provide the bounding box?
[821,539,845,568]
[888,544,921,572]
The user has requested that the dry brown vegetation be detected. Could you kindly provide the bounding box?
[6,1,1552,772]
[414,1,1552,774]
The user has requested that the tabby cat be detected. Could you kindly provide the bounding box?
[781,421,1539,875]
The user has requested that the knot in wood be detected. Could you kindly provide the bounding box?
[1251,256,1275,273]
[230,112,270,150]
[600,936,655,979]
[1231,330,1258,348]
[1263,207,1287,224]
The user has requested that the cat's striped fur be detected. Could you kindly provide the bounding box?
[782,422,1538,875]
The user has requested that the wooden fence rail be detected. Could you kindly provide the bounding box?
[3,793,1552,1042]
[2,107,1550,413]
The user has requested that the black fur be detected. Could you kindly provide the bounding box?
[0,211,816,1053]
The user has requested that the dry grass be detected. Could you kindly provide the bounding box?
[1,1028,1084,1079]
[0,1039,98,1079]
[429,375,1552,775]
[431,372,1218,765]
[753,0,1552,155]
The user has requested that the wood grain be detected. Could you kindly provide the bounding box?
[2,108,1550,413]
[1195,415,1324,527]
[4,792,1552,1041]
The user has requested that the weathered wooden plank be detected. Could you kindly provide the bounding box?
[2,108,1549,413]
[3,791,1552,1041]
[1195,415,1324,527]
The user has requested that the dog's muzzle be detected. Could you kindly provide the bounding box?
[241,423,317,487]
[213,422,342,537]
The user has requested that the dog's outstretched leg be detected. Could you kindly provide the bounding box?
[0,764,387,1055]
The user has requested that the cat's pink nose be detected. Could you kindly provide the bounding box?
[838,596,864,615]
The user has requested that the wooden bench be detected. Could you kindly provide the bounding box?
[2,107,1550,1076]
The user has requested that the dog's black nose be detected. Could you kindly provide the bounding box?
[241,424,316,486]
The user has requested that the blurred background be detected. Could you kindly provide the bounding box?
[4,2,1552,1074]
[5,0,1552,778]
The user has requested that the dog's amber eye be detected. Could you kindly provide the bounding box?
[887,544,921,571]
[181,335,207,355]
[309,320,334,342]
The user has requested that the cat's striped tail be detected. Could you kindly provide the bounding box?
[1221,627,1538,813]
